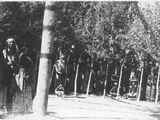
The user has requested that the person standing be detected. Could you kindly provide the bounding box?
[0,48,10,113]
[54,48,65,96]
[2,38,19,112]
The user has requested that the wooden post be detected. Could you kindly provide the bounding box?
[155,65,160,104]
[116,62,124,99]
[33,1,56,116]
[103,64,108,97]
[137,66,144,102]
[74,63,79,96]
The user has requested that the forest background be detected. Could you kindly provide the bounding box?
[0,1,159,62]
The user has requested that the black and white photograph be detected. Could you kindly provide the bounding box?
[0,0,159,120]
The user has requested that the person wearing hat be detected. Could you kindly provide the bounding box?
[3,38,19,68]
[54,48,65,96]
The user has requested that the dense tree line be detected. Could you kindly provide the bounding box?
[0,1,159,59]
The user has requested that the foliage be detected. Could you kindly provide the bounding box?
[0,2,44,49]
[0,1,160,64]
[58,2,136,60]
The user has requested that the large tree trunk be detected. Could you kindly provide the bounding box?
[155,65,160,104]
[137,67,144,102]
[33,1,56,116]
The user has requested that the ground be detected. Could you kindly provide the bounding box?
[2,95,160,120]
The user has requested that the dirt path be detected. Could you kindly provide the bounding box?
[3,95,160,120]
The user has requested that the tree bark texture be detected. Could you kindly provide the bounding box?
[33,1,56,116]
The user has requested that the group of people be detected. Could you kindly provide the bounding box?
[0,38,36,112]
[51,42,159,101]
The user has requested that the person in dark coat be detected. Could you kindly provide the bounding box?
[0,51,10,112]
[2,38,19,112]
[17,46,34,91]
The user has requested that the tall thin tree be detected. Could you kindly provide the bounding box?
[74,63,79,96]
[86,61,93,96]
[137,62,144,102]
[116,61,124,99]
[155,64,160,103]
[103,63,108,97]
